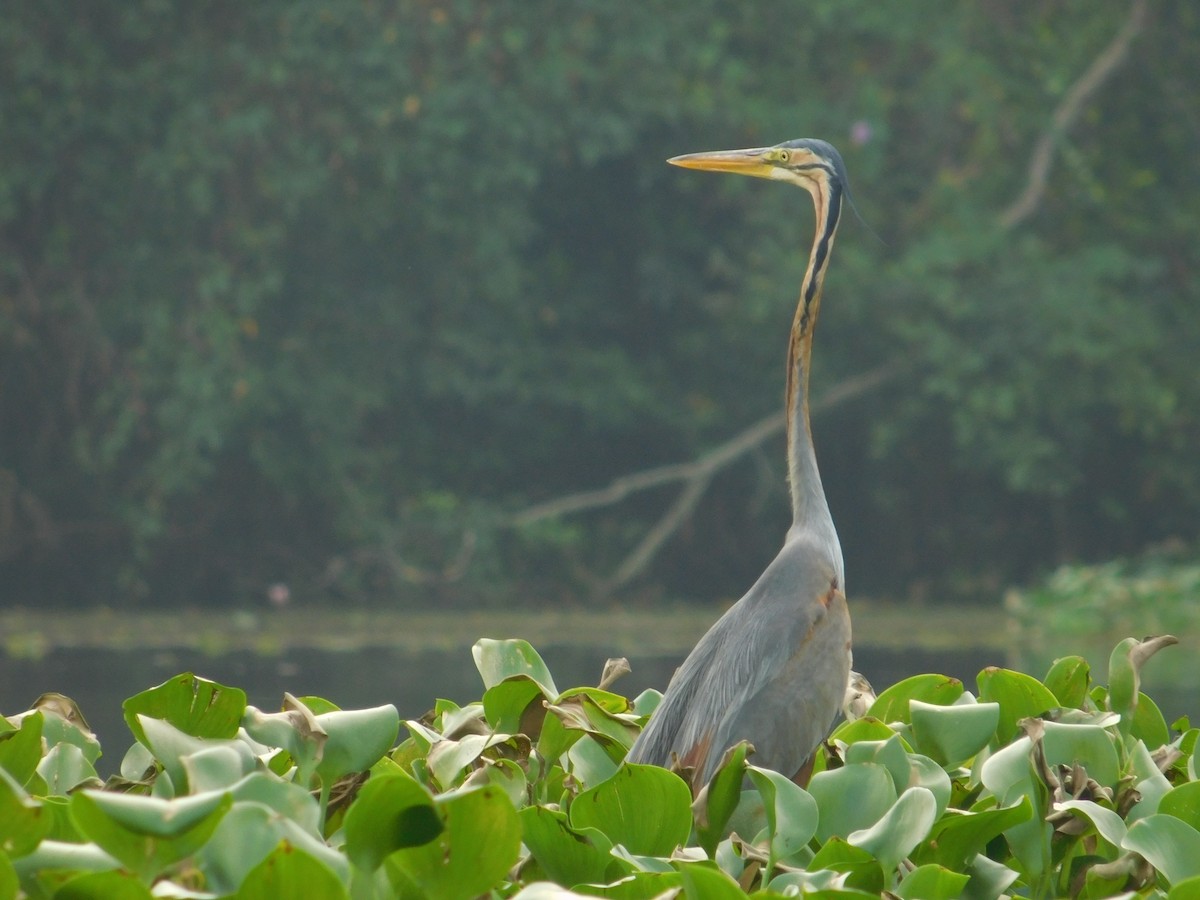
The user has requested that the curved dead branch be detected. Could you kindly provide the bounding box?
[511,363,898,596]
[998,0,1149,230]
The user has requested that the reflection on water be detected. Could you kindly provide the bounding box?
[1,640,1195,777]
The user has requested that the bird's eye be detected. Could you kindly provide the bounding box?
[778,150,790,163]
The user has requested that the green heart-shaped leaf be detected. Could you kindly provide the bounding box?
[384,785,520,900]
[1043,656,1090,709]
[867,675,963,724]
[848,787,937,874]
[569,763,691,857]
[977,667,1059,745]
[235,840,348,900]
[747,764,819,868]
[895,863,970,900]
[1124,814,1200,885]
[69,788,233,881]
[909,700,999,768]
[342,772,441,874]
[123,674,246,744]
[808,762,896,843]
[314,705,401,783]
[520,804,617,886]
[472,639,558,697]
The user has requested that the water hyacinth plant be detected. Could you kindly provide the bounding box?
[0,635,1197,898]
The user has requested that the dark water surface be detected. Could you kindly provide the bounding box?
[2,638,1195,777]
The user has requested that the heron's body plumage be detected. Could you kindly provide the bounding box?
[628,532,850,785]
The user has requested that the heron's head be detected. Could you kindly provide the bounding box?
[668,138,849,201]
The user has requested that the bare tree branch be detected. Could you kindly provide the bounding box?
[596,363,898,595]
[511,362,897,530]
[509,412,782,528]
[510,363,898,595]
[998,0,1149,230]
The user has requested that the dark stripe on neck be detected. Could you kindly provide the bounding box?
[798,178,843,335]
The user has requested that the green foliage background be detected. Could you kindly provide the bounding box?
[1,1,1197,605]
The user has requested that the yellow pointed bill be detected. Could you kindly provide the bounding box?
[666,147,774,178]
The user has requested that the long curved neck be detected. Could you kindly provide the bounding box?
[786,176,843,533]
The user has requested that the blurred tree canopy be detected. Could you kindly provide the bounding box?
[1,0,1196,607]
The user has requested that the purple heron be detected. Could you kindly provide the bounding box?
[627,139,858,789]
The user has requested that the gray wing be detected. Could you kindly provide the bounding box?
[627,534,851,786]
